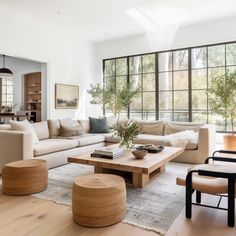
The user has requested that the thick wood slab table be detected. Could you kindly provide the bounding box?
[68,146,184,188]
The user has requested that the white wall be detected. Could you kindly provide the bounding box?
[0,5,98,120]
[95,15,236,82]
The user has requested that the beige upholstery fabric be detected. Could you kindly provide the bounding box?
[47,119,60,138]
[136,120,165,135]
[35,142,105,169]
[34,139,78,156]
[60,124,83,137]
[32,121,50,140]
[176,164,236,194]
[10,119,39,145]
[0,130,33,174]
[78,119,90,133]
[65,133,105,146]
[164,122,202,135]
[0,124,11,130]
[105,133,198,150]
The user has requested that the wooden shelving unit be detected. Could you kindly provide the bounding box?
[24,72,42,122]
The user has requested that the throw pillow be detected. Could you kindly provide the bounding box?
[89,117,109,133]
[10,119,39,145]
[60,124,83,137]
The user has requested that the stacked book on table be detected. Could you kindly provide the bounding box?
[91,146,125,159]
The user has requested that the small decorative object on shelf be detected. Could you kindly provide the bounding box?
[113,120,142,150]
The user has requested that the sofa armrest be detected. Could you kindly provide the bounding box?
[0,130,33,173]
[198,124,216,156]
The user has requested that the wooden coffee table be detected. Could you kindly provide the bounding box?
[68,146,184,188]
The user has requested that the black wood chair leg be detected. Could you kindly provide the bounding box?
[228,178,235,227]
[186,172,193,219]
[196,190,201,204]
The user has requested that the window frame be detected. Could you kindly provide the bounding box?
[103,40,236,132]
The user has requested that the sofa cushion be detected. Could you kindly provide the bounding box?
[60,124,83,137]
[10,119,39,145]
[136,120,164,135]
[0,124,11,130]
[47,119,60,138]
[164,122,202,135]
[78,119,90,133]
[89,117,109,133]
[105,133,197,150]
[135,134,198,150]
[65,133,105,146]
[32,121,49,140]
[34,139,78,156]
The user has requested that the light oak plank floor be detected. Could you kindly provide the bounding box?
[0,190,236,236]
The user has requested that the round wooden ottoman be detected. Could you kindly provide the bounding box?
[72,173,126,227]
[2,159,48,196]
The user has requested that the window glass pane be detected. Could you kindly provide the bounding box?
[226,43,236,66]
[159,112,172,121]
[158,52,172,72]
[2,86,6,93]
[174,91,188,109]
[208,45,225,67]
[159,72,172,91]
[159,91,172,110]
[7,86,13,94]
[105,77,115,90]
[130,94,142,111]
[7,77,13,85]
[192,47,207,69]
[104,60,115,77]
[143,73,155,91]
[173,50,188,70]
[130,113,142,120]
[130,74,141,89]
[143,54,155,73]
[116,58,127,76]
[2,78,7,85]
[208,67,225,84]
[129,56,142,74]
[192,69,207,89]
[192,90,207,110]
[143,112,156,120]
[208,113,225,131]
[116,76,127,91]
[173,111,189,122]
[192,112,207,123]
[143,92,155,110]
[227,66,236,73]
[173,71,188,90]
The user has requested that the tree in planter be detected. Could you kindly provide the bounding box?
[87,83,140,120]
[208,70,236,148]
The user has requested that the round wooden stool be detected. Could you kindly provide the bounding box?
[72,173,126,227]
[2,159,48,196]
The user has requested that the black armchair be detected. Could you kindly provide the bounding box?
[177,150,236,227]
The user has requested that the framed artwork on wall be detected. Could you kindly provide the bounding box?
[55,83,79,109]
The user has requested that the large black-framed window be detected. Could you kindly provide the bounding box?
[103,41,236,132]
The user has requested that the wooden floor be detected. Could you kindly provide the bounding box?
[0,190,236,236]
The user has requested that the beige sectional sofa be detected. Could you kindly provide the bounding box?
[0,119,215,173]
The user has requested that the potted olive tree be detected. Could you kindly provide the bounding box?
[208,70,236,149]
[87,83,139,120]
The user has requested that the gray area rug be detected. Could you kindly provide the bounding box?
[34,162,191,235]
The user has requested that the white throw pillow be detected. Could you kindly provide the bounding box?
[10,119,39,145]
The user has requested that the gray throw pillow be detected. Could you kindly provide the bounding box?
[89,117,109,133]
[60,124,83,137]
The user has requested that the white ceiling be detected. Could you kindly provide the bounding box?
[1,0,236,42]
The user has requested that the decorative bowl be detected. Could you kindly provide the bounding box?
[132,150,148,159]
